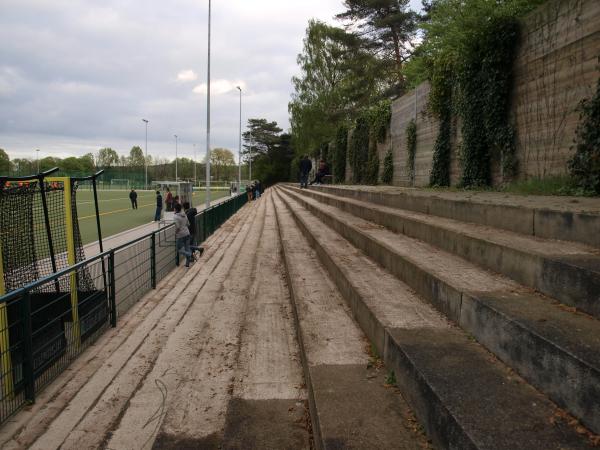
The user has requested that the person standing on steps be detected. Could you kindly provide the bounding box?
[183,201,204,259]
[129,188,138,209]
[255,180,262,199]
[299,155,312,188]
[154,190,163,221]
[165,187,173,211]
[174,203,193,267]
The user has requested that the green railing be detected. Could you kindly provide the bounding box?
[0,193,247,424]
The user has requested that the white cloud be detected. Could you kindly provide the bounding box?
[177,69,198,82]
[0,0,423,159]
[193,79,246,96]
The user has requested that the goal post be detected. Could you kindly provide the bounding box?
[0,169,108,396]
[109,179,130,190]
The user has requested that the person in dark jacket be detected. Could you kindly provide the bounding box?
[165,188,173,211]
[183,201,204,258]
[154,191,163,221]
[299,155,312,188]
[311,159,330,185]
[129,189,138,209]
[256,180,262,198]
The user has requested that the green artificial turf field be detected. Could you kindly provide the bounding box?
[75,189,230,245]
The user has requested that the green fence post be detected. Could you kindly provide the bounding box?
[108,251,117,328]
[150,233,156,289]
[20,291,35,403]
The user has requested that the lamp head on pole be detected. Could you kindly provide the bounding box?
[142,118,148,124]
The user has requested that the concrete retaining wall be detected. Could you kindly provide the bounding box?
[355,0,600,187]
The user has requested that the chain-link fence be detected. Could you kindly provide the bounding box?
[0,192,247,424]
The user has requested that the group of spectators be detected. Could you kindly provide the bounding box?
[299,155,329,188]
[148,178,264,269]
[173,201,203,268]
[152,189,203,268]
[245,180,262,201]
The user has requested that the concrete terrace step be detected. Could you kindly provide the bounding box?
[0,201,275,449]
[272,192,431,450]
[215,193,309,450]
[0,203,255,448]
[288,185,600,318]
[307,184,600,248]
[274,187,593,449]
[103,195,309,449]
[279,185,600,437]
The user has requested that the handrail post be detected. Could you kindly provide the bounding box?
[150,233,156,289]
[21,290,35,403]
[108,251,116,328]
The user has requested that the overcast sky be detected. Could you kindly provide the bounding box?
[1,0,422,163]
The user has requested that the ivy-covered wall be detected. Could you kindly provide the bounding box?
[389,83,439,186]
[384,0,599,187]
[512,0,599,179]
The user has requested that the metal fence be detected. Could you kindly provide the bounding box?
[0,193,247,424]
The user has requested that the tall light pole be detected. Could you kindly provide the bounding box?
[236,86,242,189]
[193,143,197,184]
[174,134,178,181]
[205,0,212,209]
[36,148,40,173]
[249,131,252,181]
[142,119,149,189]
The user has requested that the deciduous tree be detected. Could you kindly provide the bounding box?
[289,20,383,154]
[79,153,95,172]
[96,147,119,168]
[0,149,9,175]
[61,157,83,173]
[210,148,235,181]
[129,146,145,168]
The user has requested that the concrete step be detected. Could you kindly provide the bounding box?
[307,184,600,248]
[274,187,593,449]
[104,195,306,449]
[217,193,310,450]
[0,203,258,449]
[272,192,432,449]
[278,185,600,437]
[288,185,600,318]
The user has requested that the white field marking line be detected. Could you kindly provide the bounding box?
[78,203,154,220]
[77,192,218,220]
[77,196,156,205]
[77,191,204,205]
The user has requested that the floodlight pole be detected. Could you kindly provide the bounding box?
[236,86,242,189]
[142,119,148,189]
[36,149,40,173]
[205,0,211,209]
[249,131,252,181]
[174,134,178,181]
